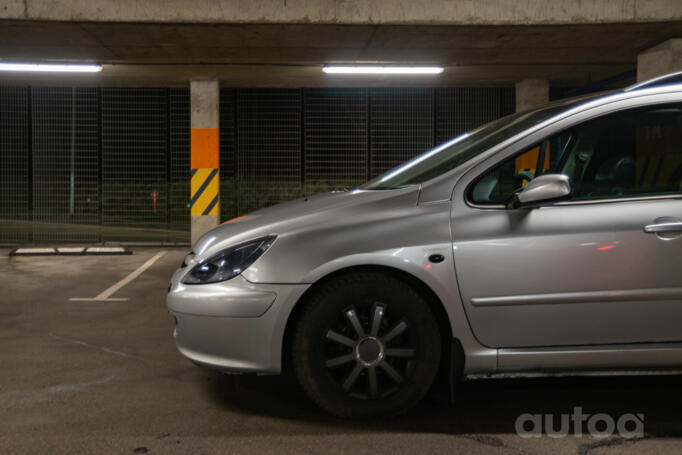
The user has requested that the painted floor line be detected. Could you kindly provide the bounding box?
[69,297,129,302]
[69,250,166,302]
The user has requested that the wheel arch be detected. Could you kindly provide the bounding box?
[281,264,459,385]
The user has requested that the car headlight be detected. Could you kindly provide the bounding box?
[182,235,276,284]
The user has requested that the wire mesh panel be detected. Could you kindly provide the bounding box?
[31,87,99,242]
[304,88,368,193]
[1,84,517,244]
[435,88,515,144]
[169,88,191,237]
[369,88,434,178]
[219,88,237,220]
[500,88,515,117]
[236,89,302,215]
[0,86,30,244]
[101,88,168,241]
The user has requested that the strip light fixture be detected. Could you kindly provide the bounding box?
[323,65,443,75]
[0,62,102,73]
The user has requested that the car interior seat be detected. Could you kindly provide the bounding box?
[579,126,636,197]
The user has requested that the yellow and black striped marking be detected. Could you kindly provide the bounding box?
[190,168,220,216]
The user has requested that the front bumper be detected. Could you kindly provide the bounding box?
[167,268,309,373]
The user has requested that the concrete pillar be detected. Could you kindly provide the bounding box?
[515,78,549,112]
[637,39,682,82]
[190,80,220,245]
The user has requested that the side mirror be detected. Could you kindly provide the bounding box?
[507,174,571,209]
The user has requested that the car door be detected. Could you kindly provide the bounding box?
[451,101,682,348]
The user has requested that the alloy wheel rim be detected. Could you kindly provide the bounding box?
[323,303,416,400]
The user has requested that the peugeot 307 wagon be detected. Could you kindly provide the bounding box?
[168,72,682,417]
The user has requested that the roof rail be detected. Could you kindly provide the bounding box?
[624,71,682,91]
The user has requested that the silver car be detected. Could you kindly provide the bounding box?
[168,72,682,417]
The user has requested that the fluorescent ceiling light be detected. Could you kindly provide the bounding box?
[323,65,443,75]
[0,63,102,73]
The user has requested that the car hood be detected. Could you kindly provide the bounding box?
[191,186,420,260]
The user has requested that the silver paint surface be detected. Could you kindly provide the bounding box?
[168,83,682,375]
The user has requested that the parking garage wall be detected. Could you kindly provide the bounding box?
[0,86,514,245]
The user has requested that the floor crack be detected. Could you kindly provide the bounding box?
[578,434,650,455]
[49,332,150,363]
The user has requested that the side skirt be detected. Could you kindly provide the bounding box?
[496,342,682,373]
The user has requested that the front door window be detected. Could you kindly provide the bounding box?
[470,103,682,205]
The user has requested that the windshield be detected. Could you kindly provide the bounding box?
[361,94,602,190]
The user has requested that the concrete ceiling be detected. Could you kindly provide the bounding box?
[0,20,681,87]
[3,0,682,25]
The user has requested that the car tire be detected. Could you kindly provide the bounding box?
[292,272,441,418]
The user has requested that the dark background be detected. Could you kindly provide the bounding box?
[0,86,514,244]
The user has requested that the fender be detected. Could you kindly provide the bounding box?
[295,247,497,374]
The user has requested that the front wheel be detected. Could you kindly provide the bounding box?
[292,272,441,417]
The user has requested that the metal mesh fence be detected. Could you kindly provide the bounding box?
[31,87,100,242]
[304,88,368,192]
[369,88,434,178]
[436,88,506,143]
[0,86,30,244]
[219,88,237,220]
[500,88,516,117]
[0,85,514,244]
[101,88,169,241]
[169,88,191,231]
[236,89,302,215]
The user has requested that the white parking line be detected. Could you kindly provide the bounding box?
[69,251,166,302]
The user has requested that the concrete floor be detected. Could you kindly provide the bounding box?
[1,248,681,454]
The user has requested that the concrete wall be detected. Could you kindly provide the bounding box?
[638,39,682,81]
[515,78,549,112]
[2,0,682,25]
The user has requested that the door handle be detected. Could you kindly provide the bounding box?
[644,222,682,233]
